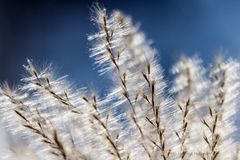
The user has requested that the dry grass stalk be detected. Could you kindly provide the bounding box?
[0,3,240,160]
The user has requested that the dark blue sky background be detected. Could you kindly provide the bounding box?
[1,0,240,92]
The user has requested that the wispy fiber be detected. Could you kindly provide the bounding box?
[0,4,240,160]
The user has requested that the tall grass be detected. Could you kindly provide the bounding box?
[0,4,240,160]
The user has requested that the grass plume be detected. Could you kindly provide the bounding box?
[0,3,240,160]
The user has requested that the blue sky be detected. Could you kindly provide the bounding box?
[1,0,240,92]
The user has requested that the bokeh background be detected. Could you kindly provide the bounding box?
[1,0,240,92]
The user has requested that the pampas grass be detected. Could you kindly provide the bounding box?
[1,4,240,160]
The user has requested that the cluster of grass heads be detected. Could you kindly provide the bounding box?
[0,4,240,160]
